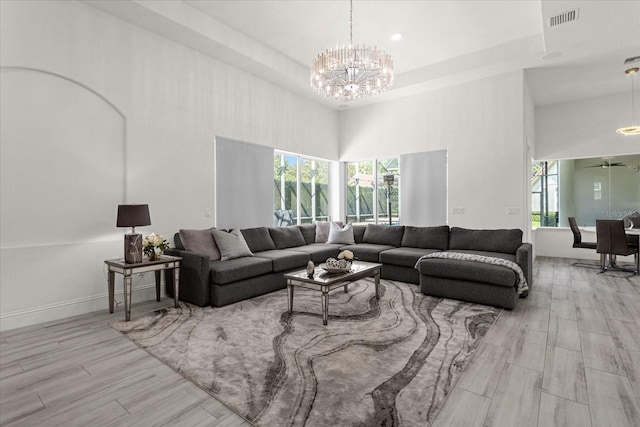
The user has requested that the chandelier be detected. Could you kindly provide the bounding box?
[310,0,394,102]
[616,65,640,136]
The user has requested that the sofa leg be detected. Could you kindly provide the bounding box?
[519,290,529,298]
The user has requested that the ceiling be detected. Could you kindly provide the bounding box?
[86,0,640,109]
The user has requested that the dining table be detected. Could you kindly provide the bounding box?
[580,225,639,273]
[579,226,640,236]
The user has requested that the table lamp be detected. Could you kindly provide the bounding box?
[117,204,151,264]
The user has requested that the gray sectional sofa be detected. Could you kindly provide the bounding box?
[165,223,532,310]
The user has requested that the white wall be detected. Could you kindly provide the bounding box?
[535,92,640,161]
[0,0,338,330]
[534,227,636,266]
[340,71,527,231]
[523,78,536,247]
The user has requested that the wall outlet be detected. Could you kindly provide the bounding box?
[507,207,520,215]
[204,208,211,217]
[452,207,465,214]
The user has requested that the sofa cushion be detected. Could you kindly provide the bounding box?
[269,226,307,249]
[212,229,253,261]
[339,243,395,262]
[353,225,366,243]
[418,257,517,288]
[379,247,442,268]
[241,227,276,253]
[287,243,342,264]
[363,224,405,247]
[209,256,273,285]
[401,226,449,250]
[299,224,316,245]
[327,222,355,244]
[253,249,310,272]
[178,228,221,260]
[449,227,523,254]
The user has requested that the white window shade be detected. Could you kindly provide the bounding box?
[399,150,447,226]
[215,137,274,229]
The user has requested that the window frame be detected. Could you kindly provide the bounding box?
[274,150,331,226]
[346,157,400,226]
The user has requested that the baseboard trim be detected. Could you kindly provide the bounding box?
[0,282,165,332]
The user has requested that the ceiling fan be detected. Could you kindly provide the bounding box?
[585,159,626,168]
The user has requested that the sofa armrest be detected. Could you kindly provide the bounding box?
[516,243,533,290]
[165,248,211,307]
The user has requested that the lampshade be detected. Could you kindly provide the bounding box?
[116,204,151,228]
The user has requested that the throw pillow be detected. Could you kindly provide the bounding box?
[315,220,344,243]
[240,227,276,253]
[268,226,306,249]
[352,224,367,243]
[212,229,253,261]
[178,228,221,261]
[298,224,316,245]
[327,222,355,245]
[314,221,331,243]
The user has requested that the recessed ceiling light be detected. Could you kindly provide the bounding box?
[390,33,402,41]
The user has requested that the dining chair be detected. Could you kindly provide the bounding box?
[568,217,599,268]
[595,219,639,274]
[569,217,597,249]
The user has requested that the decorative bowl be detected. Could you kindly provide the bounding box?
[319,263,351,273]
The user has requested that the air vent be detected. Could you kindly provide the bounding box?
[548,9,579,27]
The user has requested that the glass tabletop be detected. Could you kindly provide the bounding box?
[284,261,381,285]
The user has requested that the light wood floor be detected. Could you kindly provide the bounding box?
[1,257,639,426]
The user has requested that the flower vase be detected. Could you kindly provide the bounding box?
[148,251,158,261]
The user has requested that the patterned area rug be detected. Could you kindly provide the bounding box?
[111,278,500,426]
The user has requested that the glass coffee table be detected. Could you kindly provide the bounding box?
[284,261,382,325]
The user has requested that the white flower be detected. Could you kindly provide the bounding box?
[143,233,165,248]
[338,250,354,260]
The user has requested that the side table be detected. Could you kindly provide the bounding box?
[105,255,182,321]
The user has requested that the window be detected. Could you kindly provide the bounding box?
[347,157,400,225]
[274,151,330,226]
[532,154,640,227]
[593,181,602,200]
[531,161,559,227]
[377,157,400,225]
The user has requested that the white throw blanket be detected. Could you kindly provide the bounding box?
[415,252,529,295]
